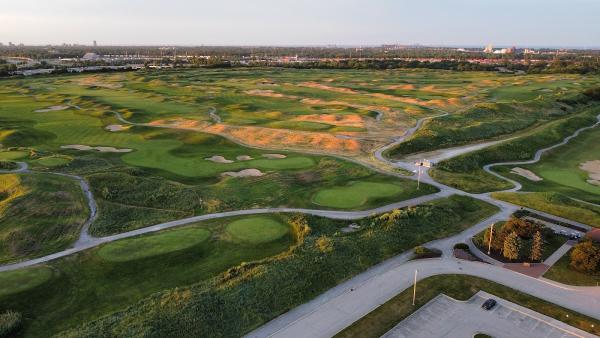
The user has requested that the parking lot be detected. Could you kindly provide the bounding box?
[381,291,595,338]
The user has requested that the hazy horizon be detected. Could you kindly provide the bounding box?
[2,0,600,48]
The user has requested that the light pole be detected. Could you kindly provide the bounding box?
[412,269,418,306]
[488,223,494,255]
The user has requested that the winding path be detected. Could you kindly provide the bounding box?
[1,104,600,337]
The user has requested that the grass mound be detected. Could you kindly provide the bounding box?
[33,156,72,167]
[0,267,53,298]
[98,227,211,262]
[226,216,289,244]
[312,181,404,208]
[0,174,89,264]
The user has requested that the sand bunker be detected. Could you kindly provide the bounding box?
[299,82,359,94]
[262,154,287,159]
[105,124,130,132]
[61,145,132,153]
[245,89,297,99]
[294,114,364,128]
[580,160,600,186]
[221,169,264,178]
[385,84,416,90]
[511,167,543,182]
[35,105,70,113]
[236,155,253,161]
[205,155,234,164]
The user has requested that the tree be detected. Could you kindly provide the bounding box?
[530,231,543,262]
[503,231,521,261]
[570,240,600,273]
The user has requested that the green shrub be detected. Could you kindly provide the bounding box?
[453,243,469,250]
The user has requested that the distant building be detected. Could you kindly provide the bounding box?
[93,40,97,47]
[483,44,493,53]
[82,52,100,61]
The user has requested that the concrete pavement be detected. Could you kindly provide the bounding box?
[382,291,596,338]
[246,258,600,338]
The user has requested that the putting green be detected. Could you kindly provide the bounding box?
[98,227,211,262]
[226,216,289,244]
[34,156,72,167]
[0,266,53,297]
[312,181,404,208]
[0,151,28,161]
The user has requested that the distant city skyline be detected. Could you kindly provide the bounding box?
[2,0,600,48]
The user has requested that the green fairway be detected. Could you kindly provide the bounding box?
[0,151,28,161]
[0,266,53,298]
[494,127,600,203]
[32,155,72,167]
[226,216,289,244]
[312,181,404,208]
[98,227,212,262]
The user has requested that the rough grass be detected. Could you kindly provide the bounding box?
[97,227,212,262]
[0,215,294,337]
[52,196,498,338]
[335,275,600,338]
[0,173,89,264]
[225,216,289,244]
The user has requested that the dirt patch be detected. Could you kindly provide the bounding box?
[580,160,600,186]
[105,124,130,132]
[35,105,70,113]
[78,76,123,89]
[385,84,416,90]
[262,154,287,159]
[511,167,543,182]
[147,118,209,129]
[205,155,234,164]
[202,124,362,154]
[61,145,132,153]
[221,169,264,177]
[236,155,253,161]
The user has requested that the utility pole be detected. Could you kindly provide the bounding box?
[412,269,418,306]
[488,223,494,255]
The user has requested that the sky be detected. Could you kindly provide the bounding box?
[1,0,599,47]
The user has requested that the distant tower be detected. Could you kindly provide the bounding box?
[93,40,97,47]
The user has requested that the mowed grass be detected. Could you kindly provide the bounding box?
[0,266,54,297]
[226,216,289,244]
[0,214,294,337]
[312,181,404,208]
[0,151,28,161]
[544,250,600,286]
[98,227,211,262]
[492,192,600,227]
[32,156,72,167]
[500,127,600,201]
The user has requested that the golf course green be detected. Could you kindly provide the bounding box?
[312,181,404,208]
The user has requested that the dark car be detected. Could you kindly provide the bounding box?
[481,299,497,310]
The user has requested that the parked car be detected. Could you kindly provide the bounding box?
[482,299,497,310]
